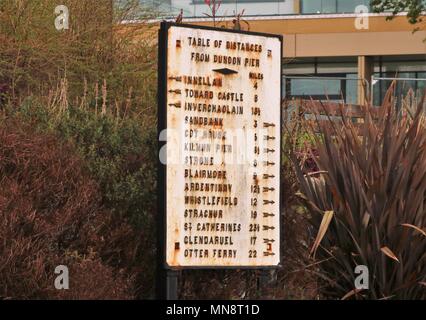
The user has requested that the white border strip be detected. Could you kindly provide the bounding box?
[123,12,409,25]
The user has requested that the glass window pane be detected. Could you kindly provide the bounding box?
[336,0,371,13]
[237,1,280,16]
[394,72,416,99]
[337,0,358,13]
[345,74,358,104]
[322,0,337,13]
[372,73,381,106]
[283,64,316,75]
[382,61,426,73]
[301,0,322,13]
[194,2,229,18]
[317,62,357,74]
[290,78,341,96]
[418,73,426,94]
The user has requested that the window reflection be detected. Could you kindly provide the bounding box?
[373,72,426,106]
[301,0,371,14]
[140,0,293,18]
[291,78,341,97]
[136,1,377,17]
[285,57,426,106]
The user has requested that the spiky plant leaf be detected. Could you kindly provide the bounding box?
[291,86,426,299]
[310,210,334,258]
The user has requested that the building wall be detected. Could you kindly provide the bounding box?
[129,2,426,105]
[191,15,426,58]
[189,13,426,105]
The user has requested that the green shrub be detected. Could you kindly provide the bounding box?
[55,107,158,230]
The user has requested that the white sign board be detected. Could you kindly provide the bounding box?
[159,23,282,268]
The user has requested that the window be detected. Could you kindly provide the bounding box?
[418,73,426,94]
[301,0,322,13]
[166,0,290,18]
[345,74,358,104]
[192,0,285,3]
[301,0,371,14]
[338,0,370,13]
[287,77,344,101]
[322,0,336,13]
[373,72,426,106]
[284,58,358,103]
[372,56,426,105]
[290,78,340,96]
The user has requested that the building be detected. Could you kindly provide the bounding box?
[139,0,426,105]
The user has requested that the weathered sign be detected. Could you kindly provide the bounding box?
[158,22,282,268]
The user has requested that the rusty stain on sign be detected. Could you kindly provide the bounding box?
[162,24,282,268]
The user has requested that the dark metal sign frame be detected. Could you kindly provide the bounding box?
[157,21,283,270]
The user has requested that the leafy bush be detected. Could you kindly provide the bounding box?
[7,101,158,298]
[0,0,159,299]
[0,119,135,299]
[293,91,426,299]
[54,107,158,229]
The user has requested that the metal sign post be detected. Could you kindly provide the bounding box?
[157,22,283,299]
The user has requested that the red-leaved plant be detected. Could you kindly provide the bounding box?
[204,0,222,26]
[292,85,426,299]
[0,120,136,299]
